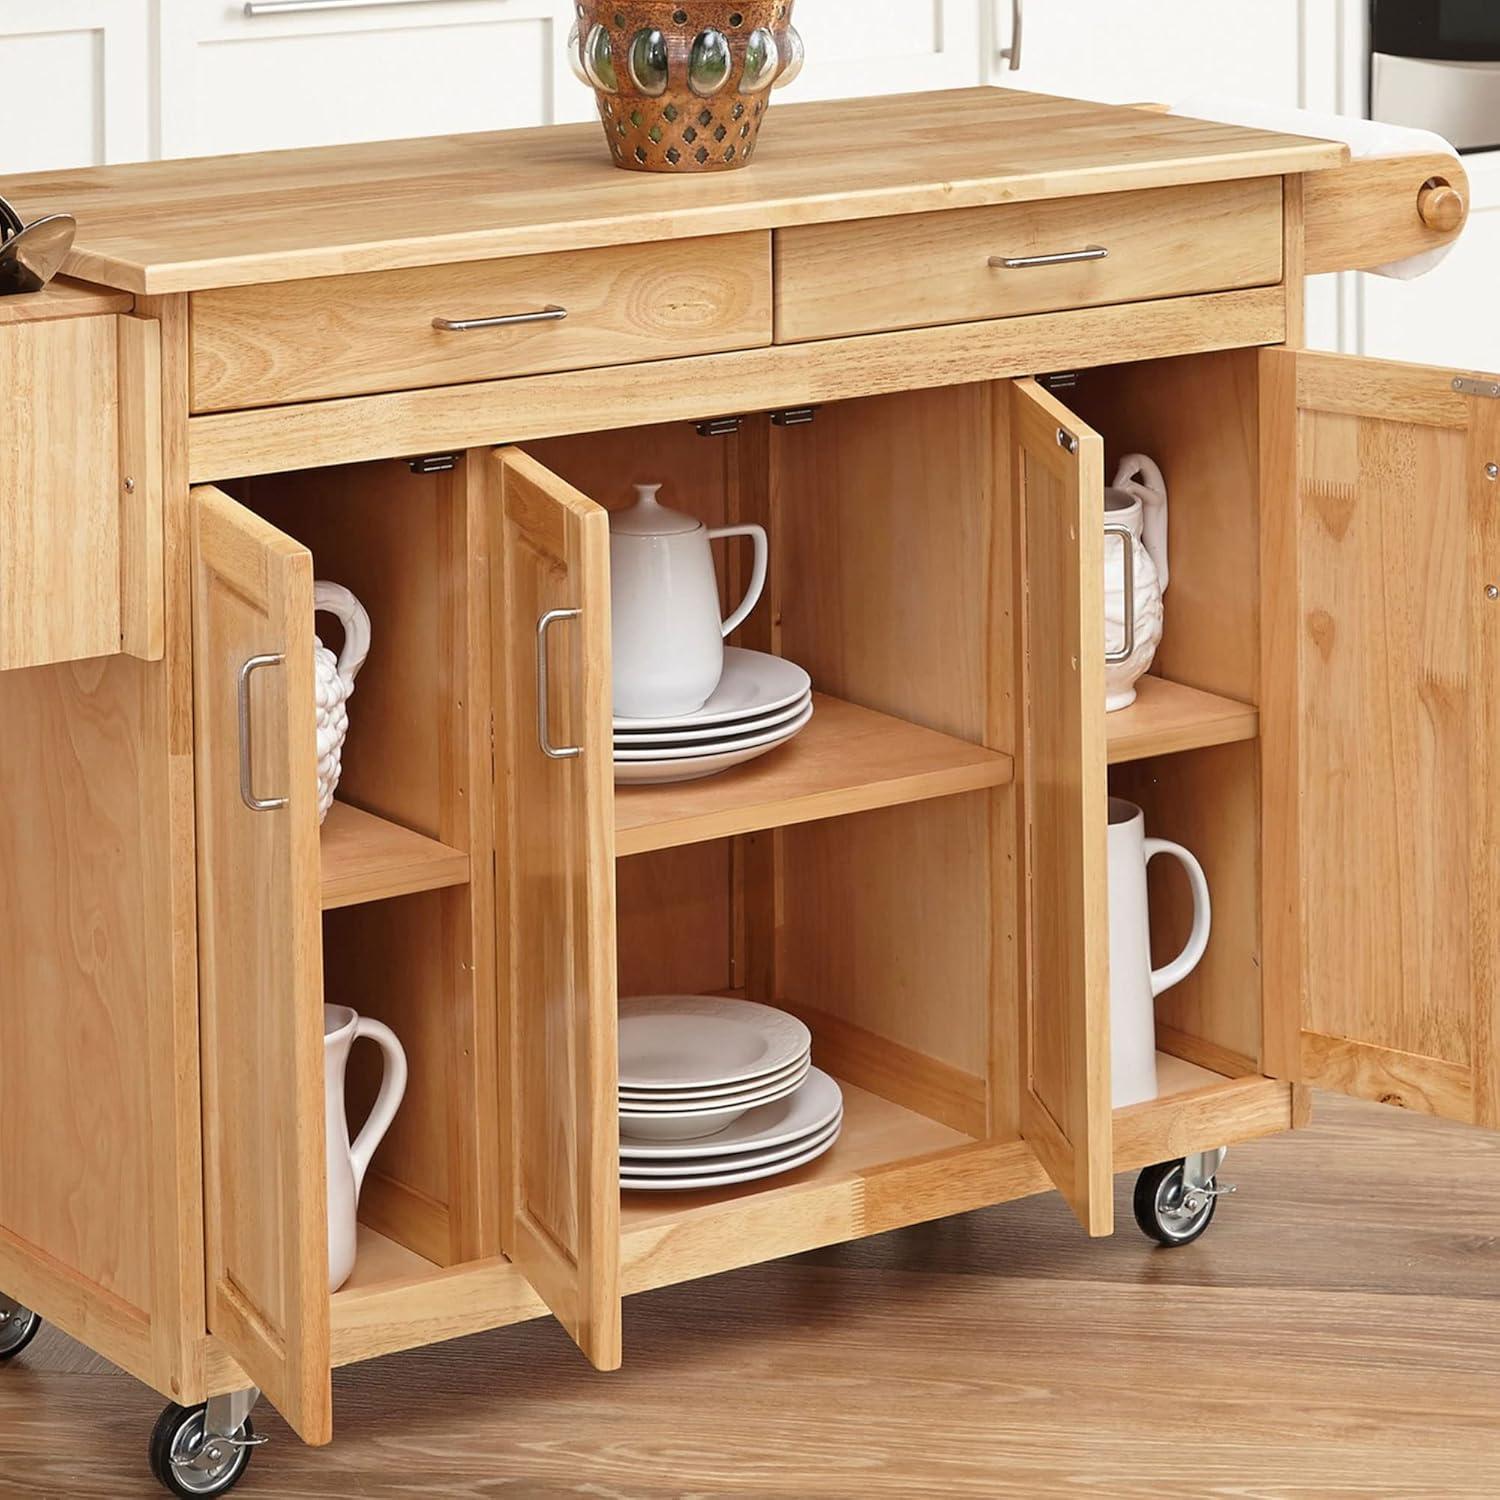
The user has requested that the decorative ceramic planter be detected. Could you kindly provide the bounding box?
[567,2,803,172]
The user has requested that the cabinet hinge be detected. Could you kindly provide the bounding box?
[1453,376,1500,400]
[408,453,459,474]
[695,416,745,438]
[771,406,817,427]
[1040,371,1079,392]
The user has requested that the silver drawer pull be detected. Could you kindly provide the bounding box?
[1104,524,1136,667]
[245,0,469,15]
[990,246,1109,270]
[238,653,290,812]
[536,609,583,762]
[433,305,568,333]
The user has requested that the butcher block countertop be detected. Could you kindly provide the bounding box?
[0,88,1346,296]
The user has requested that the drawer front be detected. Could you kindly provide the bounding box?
[775,179,1284,343]
[189,232,773,412]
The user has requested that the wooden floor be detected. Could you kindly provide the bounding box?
[4,1092,1499,1498]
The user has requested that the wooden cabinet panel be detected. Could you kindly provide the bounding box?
[486,447,621,1371]
[189,233,772,411]
[776,180,1283,343]
[1010,379,1113,1234]
[1261,351,1500,1128]
[191,485,332,1443]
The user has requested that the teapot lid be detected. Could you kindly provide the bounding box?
[610,483,702,538]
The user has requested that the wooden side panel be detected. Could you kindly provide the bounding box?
[0,316,120,670]
[117,314,165,662]
[1011,379,1113,1235]
[488,448,621,1371]
[191,485,332,1443]
[1262,350,1500,1129]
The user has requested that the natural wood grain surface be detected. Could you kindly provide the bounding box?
[0,90,1345,294]
[116,314,164,662]
[1305,151,1471,275]
[0,277,131,325]
[615,694,1014,857]
[1104,674,1259,763]
[9,1094,1499,1498]
[776,177,1283,343]
[317,802,469,910]
[190,232,772,411]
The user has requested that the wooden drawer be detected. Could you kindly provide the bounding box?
[189,232,773,412]
[774,179,1284,343]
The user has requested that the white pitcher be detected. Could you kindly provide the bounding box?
[325,1005,407,1293]
[1104,454,1168,711]
[1108,799,1211,1108]
[314,582,372,825]
[610,484,768,718]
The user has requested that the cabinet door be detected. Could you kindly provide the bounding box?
[192,486,332,1444]
[486,448,621,1370]
[1262,351,1500,1127]
[1011,380,1114,1234]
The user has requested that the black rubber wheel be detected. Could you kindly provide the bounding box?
[1133,1158,1218,1247]
[0,1304,41,1363]
[148,1403,256,1498]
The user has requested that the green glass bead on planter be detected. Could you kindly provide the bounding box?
[689,30,732,95]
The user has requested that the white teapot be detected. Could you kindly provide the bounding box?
[1104,454,1168,712]
[610,484,768,718]
[313,582,372,825]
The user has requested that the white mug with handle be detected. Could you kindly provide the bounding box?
[324,1005,408,1292]
[1107,798,1212,1108]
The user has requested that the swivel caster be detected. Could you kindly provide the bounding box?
[149,1388,264,1498]
[0,1294,42,1362]
[1133,1148,1235,1247]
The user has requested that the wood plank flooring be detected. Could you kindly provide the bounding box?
[3,1092,1499,1498]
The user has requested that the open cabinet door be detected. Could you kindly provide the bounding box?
[1011,381,1114,1234]
[486,448,622,1370]
[191,487,332,1443]
[1263,351,1500,1128]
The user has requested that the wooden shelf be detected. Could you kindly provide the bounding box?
[319,802,470,910]
[1106,675,1258,764]
[615,694,1014,858]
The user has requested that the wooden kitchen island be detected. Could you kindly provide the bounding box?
[0,88,1488,1497]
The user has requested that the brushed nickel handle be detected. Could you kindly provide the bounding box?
[536,608,583,761]
[991,245,1109,270]
[1104,524,1136,667]
[433,306,568,333]
[245,0,460,14]
[999,0,1024,70]
[238,654,289,812]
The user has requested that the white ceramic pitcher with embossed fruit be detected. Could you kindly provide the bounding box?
[1104,455,1168,711]
[313,582,371,825]
[325,1005,407,1293]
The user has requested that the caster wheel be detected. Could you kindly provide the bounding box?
[1133,1158,1218,1247]
[0,1298,41,1362]
[149,1402,256,1498]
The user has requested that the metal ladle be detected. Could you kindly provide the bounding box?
[0,193,77,296]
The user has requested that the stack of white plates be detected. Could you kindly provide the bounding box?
[614,649,813,786]
[619,995,843,1191]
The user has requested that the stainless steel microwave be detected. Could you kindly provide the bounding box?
[1371,0,1500,151]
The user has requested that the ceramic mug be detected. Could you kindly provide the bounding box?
[1107,798,1211,1108]
[325,1005,407,1293]
[610,483,768,718]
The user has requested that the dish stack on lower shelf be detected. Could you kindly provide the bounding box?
[618,995,844,1191]
[613,649,814,785]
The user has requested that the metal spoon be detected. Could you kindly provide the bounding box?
[0,194,77,295]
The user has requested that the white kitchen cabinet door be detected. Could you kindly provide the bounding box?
[157,0,579,158]
[789,0,985,101]
[991,0,1303,110]
[0,0,151,170]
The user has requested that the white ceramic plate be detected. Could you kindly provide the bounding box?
[622,1117,842,1191]
[613,691,811,747]
[618,1112,843,1178]
[618,996,811,1090]
[619,1065,809,1142]
[620,1050,810,1103]
[612,730,804,786]
[619,1067,843,1160]
[613,648,811,731]
[613,701,813,762]
[619,1059,811,1115]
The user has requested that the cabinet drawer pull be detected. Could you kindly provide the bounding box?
[1104,523,1136,667]
[433,306,568,333]
[990,245,1109,270]
[244,0,464,15]
[536,608,584,762]
[237,654,290,812]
